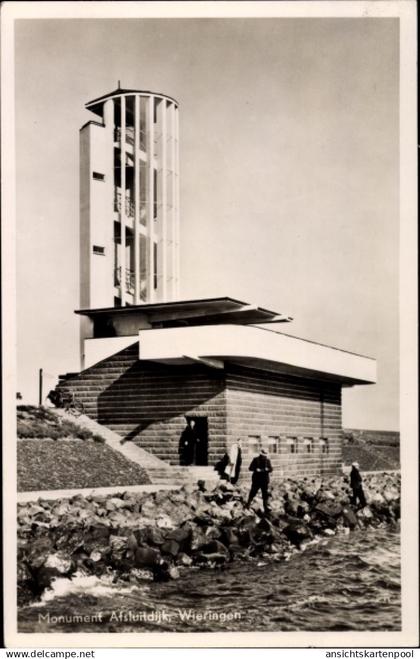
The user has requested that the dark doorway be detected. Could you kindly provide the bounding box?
[187,416,208,466]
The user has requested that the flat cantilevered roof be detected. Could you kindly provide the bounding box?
[137,324,377,386]
[75,297,293,326]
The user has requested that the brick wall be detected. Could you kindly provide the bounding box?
[58,342,227,465]
[224,364,342,479]
[58,346,343,477]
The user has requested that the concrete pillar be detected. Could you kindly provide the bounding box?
[134,94,140,304]
[120,95,126,306]
[147,95,155,302]
[170,102,176,300]
[175,106,180,297]
[161,100,167,300]
[103,99,115,308]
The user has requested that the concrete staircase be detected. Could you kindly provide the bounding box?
[57,344,227,468]
[54,409,220,486]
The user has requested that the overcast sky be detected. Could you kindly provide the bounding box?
[15,17,399,429]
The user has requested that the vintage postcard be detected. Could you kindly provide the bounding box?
[1,0,418,649]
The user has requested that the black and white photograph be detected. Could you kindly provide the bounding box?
[1,0,418,649]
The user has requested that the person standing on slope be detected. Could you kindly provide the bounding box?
[350,461,366,508]
[247,448,273,515]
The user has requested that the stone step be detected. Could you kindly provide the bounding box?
[148,471,220,485]
[132,439,226,445]
[146,463,219,476]
[147,467,187,474]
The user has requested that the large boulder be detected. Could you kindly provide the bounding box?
[26,535,54,569]
[310,501,343,530]
[129,567,154,582]
[194,539,230,565]
[153,561,180,582]
[134,546,161,568]
[357,506,374,523]
[235,515,259,546]
[341,507,359,529]
[176,552,193,566]
[220,527,240,547]
[161,539,180,557]
[140,498,158,518]
[165,526,192,551]
[105,497,129,512]
[138,526,166,547]
[44,551,74,574]
[156,514,176,530]
[283,520,312,548]
[190,525,209,551]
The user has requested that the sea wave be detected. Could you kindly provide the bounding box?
[20,527,400,632]
[32,572,140,606]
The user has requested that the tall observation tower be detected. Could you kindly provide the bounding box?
[79,87,180,314]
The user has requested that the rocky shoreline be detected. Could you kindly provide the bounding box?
[17,471,400,607]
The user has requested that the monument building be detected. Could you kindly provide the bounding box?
[58,87,377,478]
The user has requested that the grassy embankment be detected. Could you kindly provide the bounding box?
[17,406,150,491]
[342,429,400,471]
[17,406,399,491]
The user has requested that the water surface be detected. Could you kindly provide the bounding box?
[19,526,400,633]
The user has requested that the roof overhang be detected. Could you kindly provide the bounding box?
[86,88,179,116]
[138,324,377,386]
[75,297,293,328]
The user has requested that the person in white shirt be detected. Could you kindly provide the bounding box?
[224,439,243,484]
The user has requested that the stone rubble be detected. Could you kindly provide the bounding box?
[17,471,400,606]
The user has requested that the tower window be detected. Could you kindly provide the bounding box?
[93,245,105,255]
[92,171,105,181]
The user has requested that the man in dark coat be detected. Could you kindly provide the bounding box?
[178,419,196,466]
[246,449,273,514]
[350,461,366,508]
